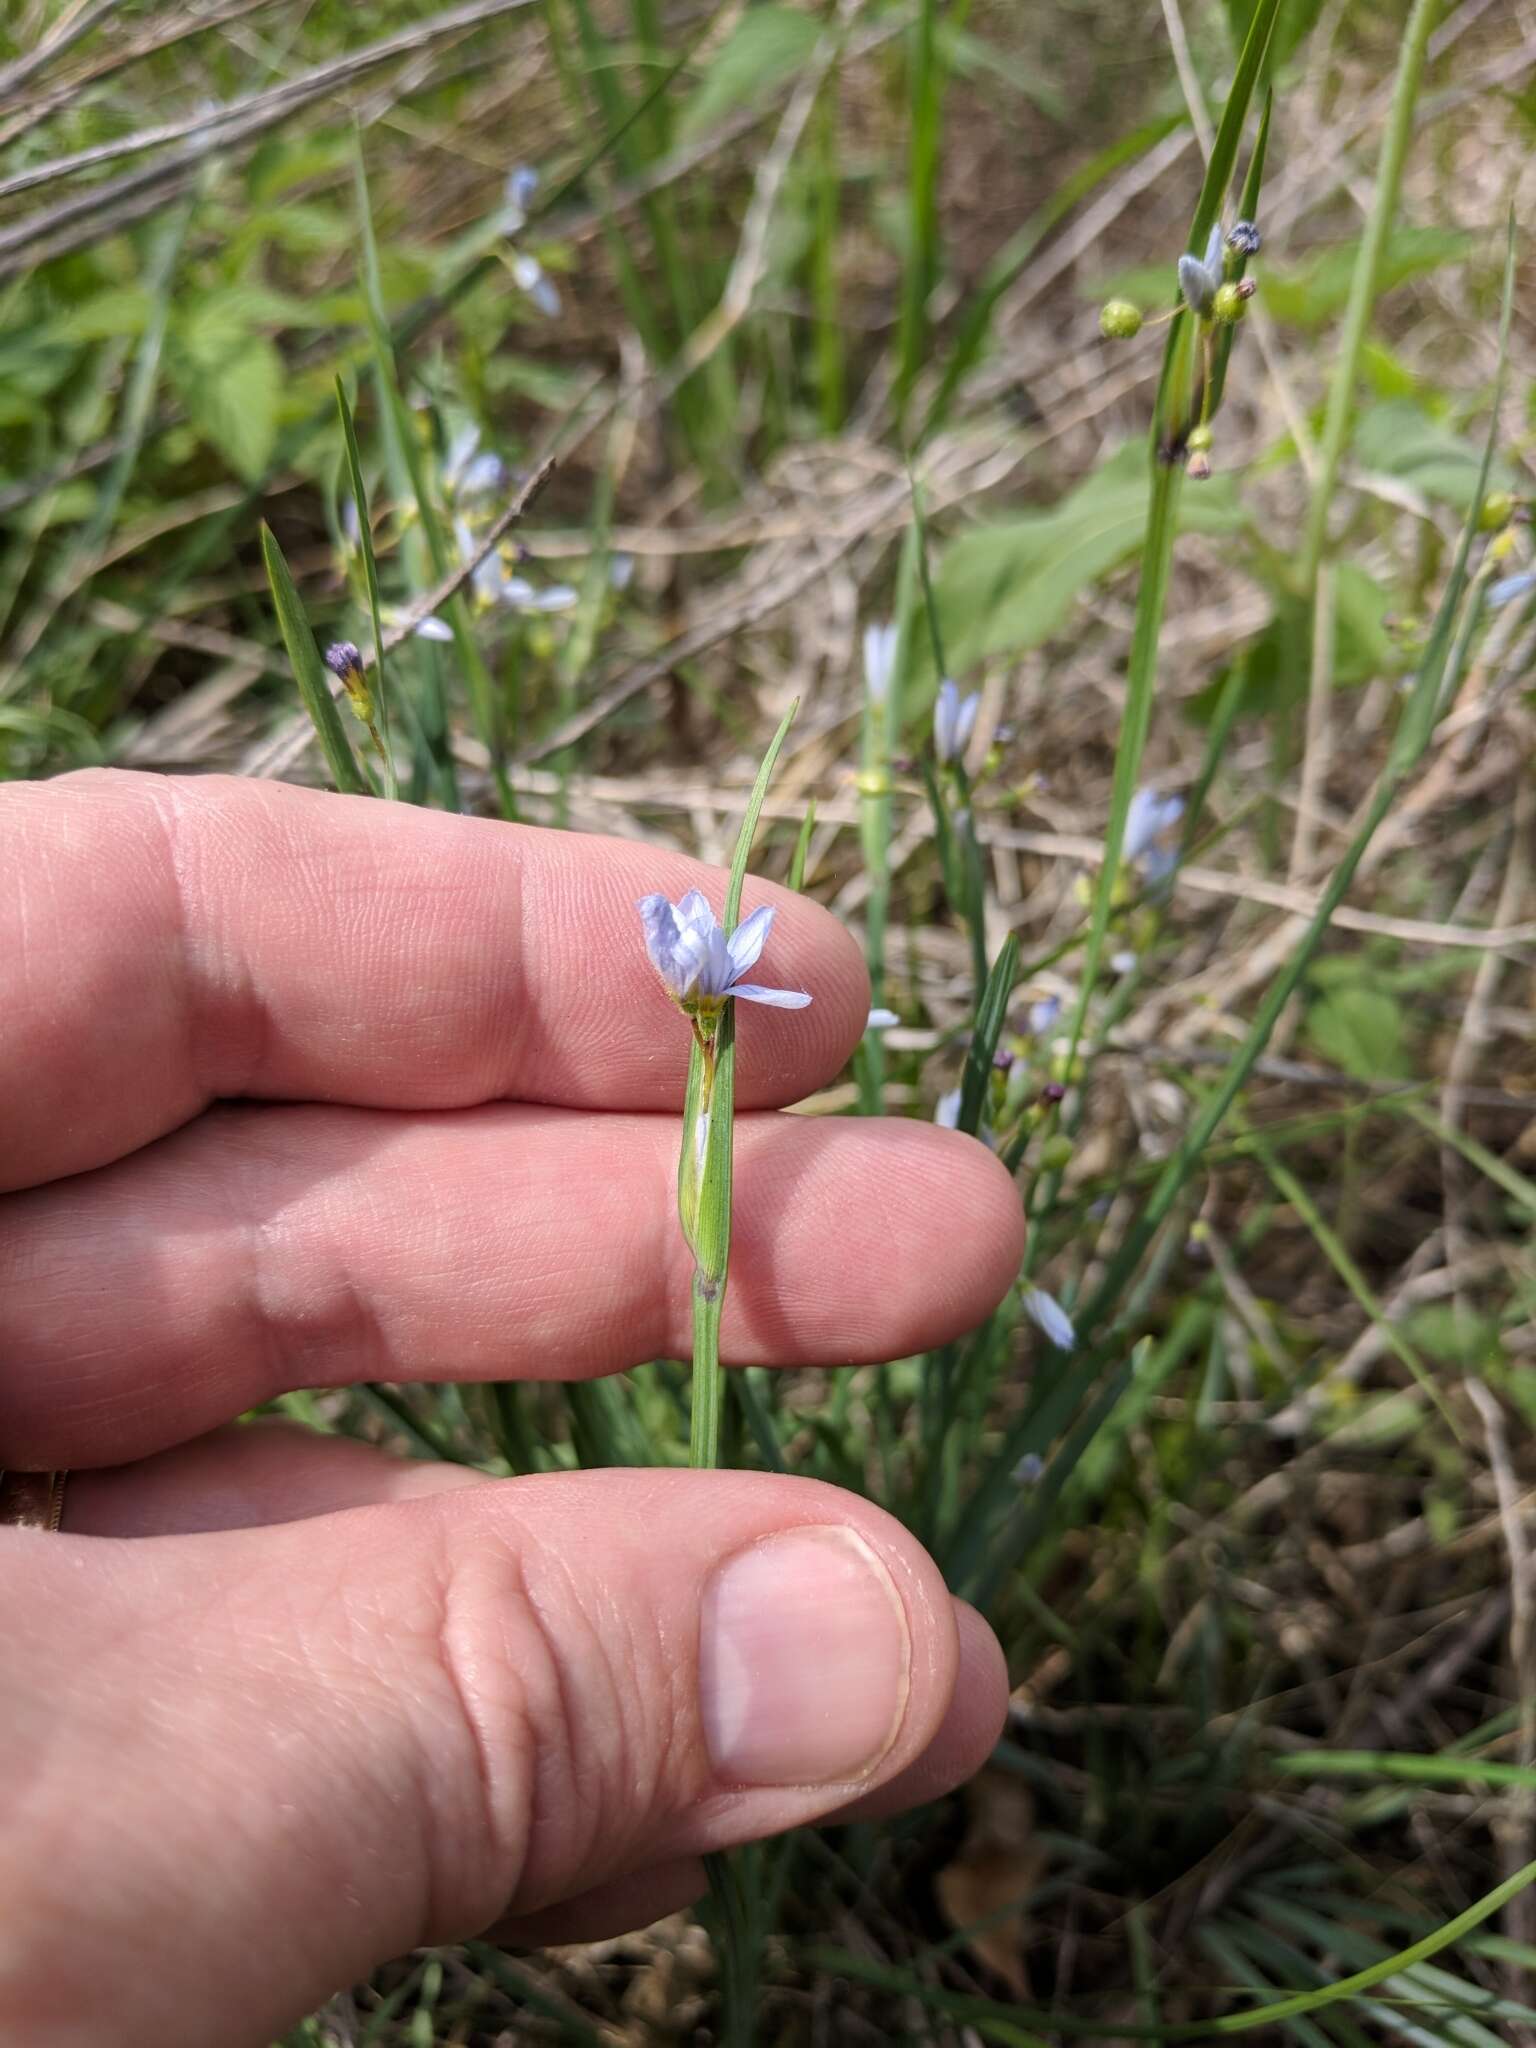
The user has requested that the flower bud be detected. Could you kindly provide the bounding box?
[324,641,373,724]
[1479,491,1517,533]
[1226,220,1261,258]
[1186,448,1212,481]
[1186,423,1213,453]
[1098,298,1143,339]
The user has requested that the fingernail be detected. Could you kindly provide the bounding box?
[699,1526,911,1785]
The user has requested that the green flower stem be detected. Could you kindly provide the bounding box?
[676,704,796,2046]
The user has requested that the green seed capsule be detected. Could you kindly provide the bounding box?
[1212,281,1248,324]
[1479,491,1517,532]
[1098,298,1143,340]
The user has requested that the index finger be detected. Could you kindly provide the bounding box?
[0,770,868,1190]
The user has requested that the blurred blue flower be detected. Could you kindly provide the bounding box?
[1490,569,1536,609]
[866,1006,899,1031]
[934,678,980,764]
[1026,995,1061,1036]
[496,165,562,317]
[512,250,562,319]
[863,621,898,704]
[455,516,578,616]
[934,1087,962,1129]
[1177,223,1224,316]
[638,891,811,1012]
[443,425,507,503]
[1024,1287,1075,1351]
[503,164,540,231]
[1124,787,1184,884]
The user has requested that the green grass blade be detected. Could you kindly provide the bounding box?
[958,932,1019,1135]
[335,377,397,800]
[788,798,817,892]
[260,523,368,796]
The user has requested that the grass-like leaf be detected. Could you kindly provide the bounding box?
[259,522,368,796]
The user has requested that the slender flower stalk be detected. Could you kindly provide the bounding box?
[857,602,907,1114]
[636,706,801,1472]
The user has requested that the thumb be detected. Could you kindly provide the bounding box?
[2,1469,997,2046]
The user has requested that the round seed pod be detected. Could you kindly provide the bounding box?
[1098,298,1143,339]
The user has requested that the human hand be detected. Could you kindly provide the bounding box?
[0,770,1022,2045]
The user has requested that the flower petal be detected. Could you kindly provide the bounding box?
[1177,253,1215,315]
[726,904,775,978]
[443,425,481,489]
[731,983,812,1009]
[1490,570,1536,609]
[933,678,960,762]
[637,892,685,987]
[1204,221,1223,275]
[862,621,898,703]
[1024,1287,1075,1351]
[675,889,715,936]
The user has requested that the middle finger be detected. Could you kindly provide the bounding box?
[0,1102,1023,1467]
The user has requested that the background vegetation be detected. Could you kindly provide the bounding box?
[4,0,1536,2039]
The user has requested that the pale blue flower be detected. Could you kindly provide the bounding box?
[638,890,811,1012]
[500,572,578,613]
[934,1087,962,1129]
[512,250,562,319]
[503,165,540,232]
[934,679,980,764]
[1110,949,1138,975]
[455,516,578,615]
[443,425,507,502]
[863,621,898,704]
[1026,995,1061,1036]
[866,1006,899,1031]
[1013,1452,1044,1485]
[1124,787,1184,884]
[495,166,562,316]
[1177,223,1224,316]
[380,604,454,644]
[1490,569,1536,609]
[1024,1287,1075,1351]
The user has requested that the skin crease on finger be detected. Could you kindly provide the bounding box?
[0,1103,1025,1467]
